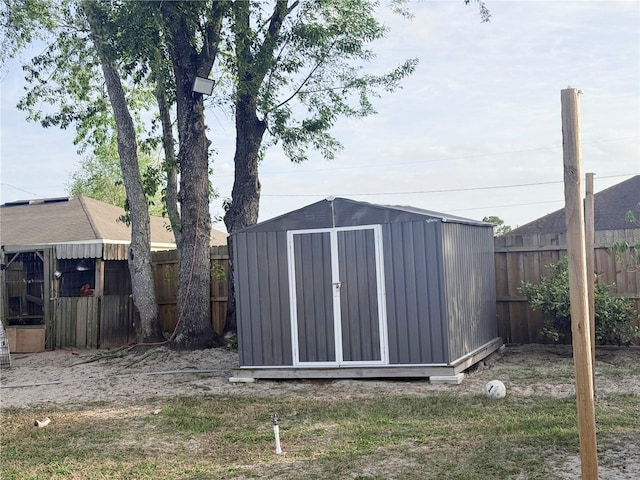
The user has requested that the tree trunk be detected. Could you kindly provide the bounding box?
[169,67,219,350]
[223,94,267,332]
[100,61,164,344]
[154,76,181,248]
[159,1,224,350]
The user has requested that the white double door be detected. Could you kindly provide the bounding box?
[287,225,388,366]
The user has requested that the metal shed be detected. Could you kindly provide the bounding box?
[232,197,501,381]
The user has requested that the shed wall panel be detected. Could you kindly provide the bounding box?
[293,232,335,362]
[442,223,497,361]
[234,231,292,367]
[382,221,448,364]
[338,229,380,362]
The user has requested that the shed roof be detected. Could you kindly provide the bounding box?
[236,197,488,234]
[0,196,227,248]
[510,175,640,235]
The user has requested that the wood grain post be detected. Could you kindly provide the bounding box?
[562,87,598,479]
[585,172,596,394]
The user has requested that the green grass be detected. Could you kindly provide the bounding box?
[2,392,639,479]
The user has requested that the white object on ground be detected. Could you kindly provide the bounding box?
[34,417,51,428]
[274,424,283,455]
[272,413,283,455]
[485,380,506,399]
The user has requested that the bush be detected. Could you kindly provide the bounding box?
[519,256,639,345]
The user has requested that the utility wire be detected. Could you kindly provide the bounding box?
[0,183,44,197]
[214,135,639,177]
[261,173,637,197]
[449,199,564,213]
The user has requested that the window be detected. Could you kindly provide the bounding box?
[5,251,44,326]
[57,259,96,297]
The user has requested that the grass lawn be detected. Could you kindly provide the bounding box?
[2,391,638,479]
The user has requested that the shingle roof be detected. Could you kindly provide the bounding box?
[510,175,640,235]
[0,196,226,247]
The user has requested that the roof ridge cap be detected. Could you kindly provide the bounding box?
[77,196,102,239]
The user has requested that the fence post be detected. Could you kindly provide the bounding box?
[561,87,598,479]
[585,172,596,393]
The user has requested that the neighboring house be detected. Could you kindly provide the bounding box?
[494,175,640,344]
[0,196,227,352]
[232,197,501,382]
[508,175,640,235]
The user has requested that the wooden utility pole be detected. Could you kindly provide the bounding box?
[585,172,596,394]
[561,87,598,479]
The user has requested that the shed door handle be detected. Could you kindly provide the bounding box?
[333,282,342,290]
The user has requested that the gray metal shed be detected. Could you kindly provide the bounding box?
[232,197,501,381]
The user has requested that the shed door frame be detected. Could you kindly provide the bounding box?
[287,225,388,367]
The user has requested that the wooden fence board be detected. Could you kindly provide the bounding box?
[151,246,229,336]
[100,295,135,349]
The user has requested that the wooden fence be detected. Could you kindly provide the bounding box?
[152,246,229,336]
[494,230,640,344]
[149,232,640,345]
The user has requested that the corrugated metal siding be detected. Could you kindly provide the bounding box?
[293,232,335,362]
[337,229,380,362]
[383,221,448,364]
[100,295,135,348]
[234,231,292,367]
[442,223,497,361]
[55,243,104,259]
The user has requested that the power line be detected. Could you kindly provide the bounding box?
[449,199,564,213]
[261,172,637,197]
[0,183,44,198]
[214,135,640,178]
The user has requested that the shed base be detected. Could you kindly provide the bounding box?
[430,373,465,385]
[233,337,503,381]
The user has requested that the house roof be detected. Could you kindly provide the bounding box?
[236,197,489,234]
[0,196,227,247]
[510,175,640,235]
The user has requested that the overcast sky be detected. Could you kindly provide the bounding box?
[1,1,639,233]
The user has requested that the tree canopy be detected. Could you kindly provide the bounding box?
[3,0,490,347]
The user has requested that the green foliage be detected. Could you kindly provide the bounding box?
[248,0,419,164]
[68,133,165,216]
[482,215,512,236]
[520,256,640,345]
[608,203,640,271]
[0,0,62,64]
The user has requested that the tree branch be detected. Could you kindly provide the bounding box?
[267,40,337,114]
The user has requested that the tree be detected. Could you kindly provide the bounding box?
[68,138,128,209]
[483,215,512,236]
[82,0,165,344]
[68,134,165,217]
[221,0,424,330]
[3,0,490,347]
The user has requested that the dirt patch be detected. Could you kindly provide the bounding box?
[1,344,639,409]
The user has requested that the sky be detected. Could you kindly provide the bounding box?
[1,1,639,233]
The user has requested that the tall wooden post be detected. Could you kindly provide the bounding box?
[585,172,596,394]
[562,87,598,479]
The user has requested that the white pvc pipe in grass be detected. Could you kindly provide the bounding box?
[272,413,283,455]
[274,424,282,455]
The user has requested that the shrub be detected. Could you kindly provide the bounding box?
[519,256,639,345]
